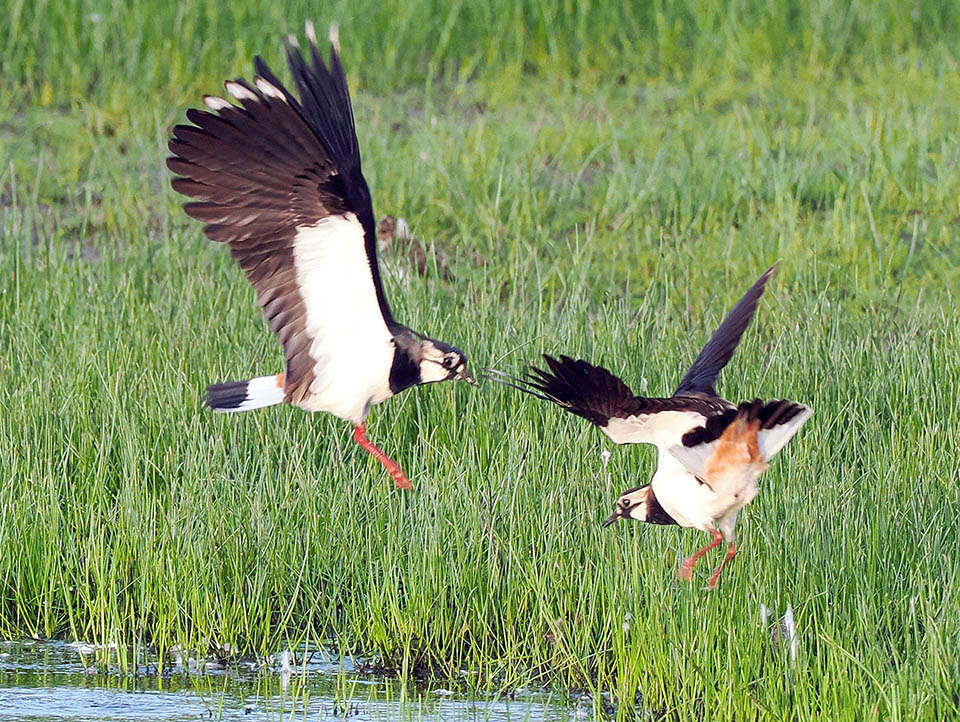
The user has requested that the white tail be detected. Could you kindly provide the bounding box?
[206,374,285,412]
[757,404,813,459]
[669,400,812,478]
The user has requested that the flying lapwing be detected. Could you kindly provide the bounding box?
[168,23,475,490]
[486,266,811,587]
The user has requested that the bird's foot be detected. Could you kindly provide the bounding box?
[389,467,413,491]
[706,543,737,590]
[678,529,724,584]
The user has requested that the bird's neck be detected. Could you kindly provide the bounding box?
[388,329,422,394]
[646,487,681,526]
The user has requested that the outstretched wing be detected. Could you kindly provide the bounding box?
[487,355,728,448]
[167,25,395,406]
[673,264,777,398]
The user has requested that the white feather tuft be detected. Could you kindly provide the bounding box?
[254,77,285,100]
[783,603,798,664]
[328,22,340,51]
[603,410,706,447]
[203,95,232,111]
[394,217,411,241]
[225,81,257,101]
[305,20,317,44]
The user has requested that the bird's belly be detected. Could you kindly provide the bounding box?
[296,339,395,424]
[288,214,398,425]
[653,456,761,530]
[712,477,760,518]
[650,454,717,530]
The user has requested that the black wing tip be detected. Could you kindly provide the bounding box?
[531,353,639,427]
[484,353,618,415]
[672,264,781,397]
[281,20,339,52]
[750,262,779,297]
[737,262,779,311]
[278,21,357,167]
[531,354,581,390]
[280,20,347,87]
[535,353,622,383]
[533,353,564,377]
[538,353,599,378]
[734,263,779,311]
[253,54,271,73]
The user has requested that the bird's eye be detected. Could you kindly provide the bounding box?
[442,355,456,369]
[621,499,632,508]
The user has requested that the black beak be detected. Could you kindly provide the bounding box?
[602,510,621,528]
[457,367,478,386]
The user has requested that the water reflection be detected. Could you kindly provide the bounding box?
[0,640,573,721]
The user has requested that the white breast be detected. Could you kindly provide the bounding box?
[292,213,395,423]
[650,452,718,530]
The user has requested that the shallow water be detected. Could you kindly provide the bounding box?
[0,640,575,721]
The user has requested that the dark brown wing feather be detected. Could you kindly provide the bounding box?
[495,355,725,428]
[673,264,777,398]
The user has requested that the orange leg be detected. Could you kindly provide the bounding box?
[678,528,723,582]
[706,542,738,589]
[353,423,413,490]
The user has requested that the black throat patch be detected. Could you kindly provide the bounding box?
[388,339,421,394]
[645,493,679,526]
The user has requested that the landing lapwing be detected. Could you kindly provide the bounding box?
[168,23,475,490]
[486,266,811,587]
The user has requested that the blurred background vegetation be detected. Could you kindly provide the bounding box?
[5,0,960,109]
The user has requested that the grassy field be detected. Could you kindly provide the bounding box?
[2,1,960,719]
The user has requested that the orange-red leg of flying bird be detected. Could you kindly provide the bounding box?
[678,528,724,582]
[707,542,738,589]
[353,424,413,490]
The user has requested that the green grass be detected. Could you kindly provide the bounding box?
[3,1,960,719]
[6,0,960,104]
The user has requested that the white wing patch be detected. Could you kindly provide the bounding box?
[602,410,707,448]
[293,213,394,423]
[667,443,714,480]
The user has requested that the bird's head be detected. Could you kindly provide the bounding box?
[602,486,653,527]
[417,338,476,385]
